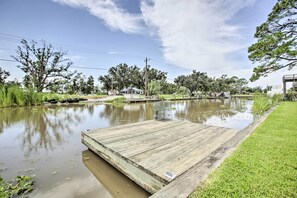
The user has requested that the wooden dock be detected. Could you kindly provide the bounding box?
[81,120,238,195]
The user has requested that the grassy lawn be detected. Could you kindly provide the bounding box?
[191,102,297,198]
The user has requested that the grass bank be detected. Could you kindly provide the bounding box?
[160,94,194,100]
[0,86,107,108]
[105,96,127,104]
[252,94,282,115]
[191,102,297,197]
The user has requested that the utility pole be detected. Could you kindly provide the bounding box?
[145,57,150,97]
[111,76,114,95]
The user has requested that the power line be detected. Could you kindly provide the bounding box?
[145,57,150,96]
[0,58,16,62]
[0,58,108,70]
[0,31,191,72]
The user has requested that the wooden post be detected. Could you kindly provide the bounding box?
[283,80,286,97]
[144,58,149,97]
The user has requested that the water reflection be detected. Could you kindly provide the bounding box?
[99,104,153,125]
[0,105,90,156]
[98,99,253,129]
[173,99,247,123]
[0,99,253,197]
[0,100,252,154]
[82,150,149,198]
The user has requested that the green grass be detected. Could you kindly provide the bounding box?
[0,85,107,107]
[191,102,297,198]
[105,96,127,104]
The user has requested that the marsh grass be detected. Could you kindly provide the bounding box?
[0,85,85,107]
[106,96,127,104]
[252,94,282,115]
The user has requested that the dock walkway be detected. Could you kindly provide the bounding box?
[82,120,238,195]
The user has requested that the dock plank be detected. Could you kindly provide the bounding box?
[152,128,236,179]
[100,121,186,144]
[107,123,209,156]
[82,120,238,195]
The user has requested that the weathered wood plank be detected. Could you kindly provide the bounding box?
[82,119,242,197]
[99,121,186,144]
[153,129,237,179]
[134,127,234,181]
[135,126,222,169]
[88,120,164,139]
[107,123,210,156]
[82,133,167,194]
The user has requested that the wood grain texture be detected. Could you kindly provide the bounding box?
[82,120,238,196]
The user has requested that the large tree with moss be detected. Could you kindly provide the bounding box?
[248,0,297,81]
[12,39,74,92]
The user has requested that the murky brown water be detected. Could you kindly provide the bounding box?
[0,99,253,197]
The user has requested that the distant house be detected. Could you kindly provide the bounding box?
[121,87,143,94]
[121,87,143,99]
[267,85,283,96]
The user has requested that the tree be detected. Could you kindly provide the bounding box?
[161,82,178,94]
[108,63,141,91]
[98,75,112,94]
[248,0,297,81]
[12,39,74,92]
[174,71,210,96]
[98,63,167,93]
[86,75,95,94]
[0,67,10,84]
[140,66,167,90]
[148,80,162,95]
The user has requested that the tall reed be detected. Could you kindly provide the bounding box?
[0,85,83,107]
[0,86,44,107]
[252,94,282,115]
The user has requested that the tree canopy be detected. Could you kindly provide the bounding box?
[12,39,74,92]
[174,71,248,96]
[98,63,167,93]
[248,0,297,81]
[0,67,10,84]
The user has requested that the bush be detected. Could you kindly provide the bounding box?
[252,94,281,115]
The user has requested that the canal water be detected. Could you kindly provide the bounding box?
[0,99,254,198]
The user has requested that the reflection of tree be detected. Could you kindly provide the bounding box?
[173,99,249,123]
[98,99,252,126]
[99,103,154,126]
[0,104,91,156]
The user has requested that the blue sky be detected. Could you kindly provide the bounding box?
[0,0,294,87]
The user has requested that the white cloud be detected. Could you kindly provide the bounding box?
[52,0,144,33]
[141,0,256,78]
[108,51,121,55]
[52,0,293,87]
[249,68,297,88]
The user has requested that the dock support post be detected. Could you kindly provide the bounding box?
[283,80,286,98]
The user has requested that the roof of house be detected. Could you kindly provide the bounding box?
[121,87,143,92]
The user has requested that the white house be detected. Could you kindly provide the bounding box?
[267,85,283,96]
[121,87,144,99]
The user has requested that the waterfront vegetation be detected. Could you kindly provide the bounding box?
[0,85,106,108]
[191,102,297,197]
[0,175,34,198]
[252,94,282,115]
[105,96,127,104]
